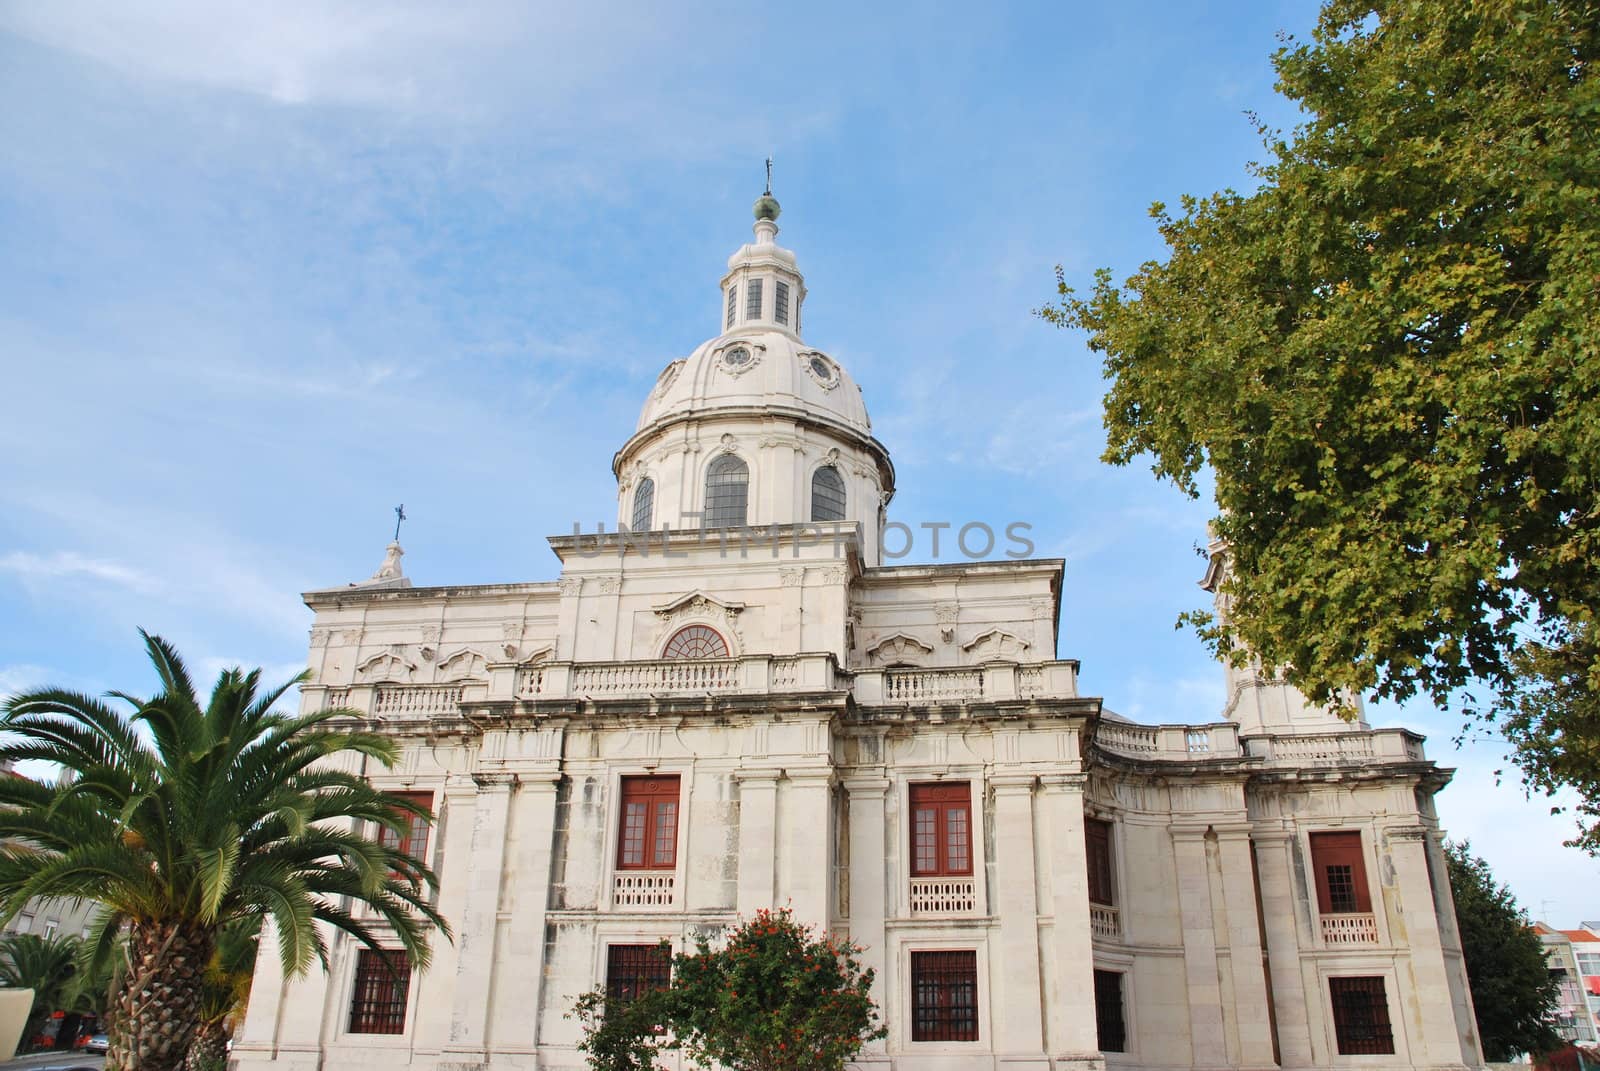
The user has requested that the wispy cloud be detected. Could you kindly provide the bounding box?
[0,664,52,699]
[0,550,161,594]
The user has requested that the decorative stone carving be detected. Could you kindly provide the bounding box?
[653,359,684,397]
[817,566,847,585]
[779,567,804,588]
[435,648,489,682]
[935,602,959,642]
[865,633,935,667]
[962,628,1031,663]
[308,628,330,648]
[336,629,364,647]
[354,651,417,683]
[558,577,583,597]
[597,575,622,595]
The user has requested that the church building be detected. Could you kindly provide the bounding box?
[233,190,1483,1071]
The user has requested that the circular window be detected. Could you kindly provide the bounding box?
[803,352,839,388]
[663,624,730,659]
[723,346,752,369]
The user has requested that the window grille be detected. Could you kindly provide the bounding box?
[726,285,737,328]
[618,775,680,869]
[662,624,729,659]
[1329,977,1394,1054]
[703,454,749,527]
[378,791,432,879]
[631,478,654,531]
[775,280,790,325]
[348,949,410,1035]
[911,950,979,1042]
[606,944,672,1004]
[1086,818,1115,906]
[811,466,846,522]
[910,783,973,877]
[745,278,762,320]
[1093,969,1126,1052]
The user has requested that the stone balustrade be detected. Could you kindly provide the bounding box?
[1244,727,1425,765]
[1090,903,1122,941]
[613,871,675,909]
[1094,721,1241,760]
[851,660,1078,705]
[909,876,978,914]
[1320,912,1379,945]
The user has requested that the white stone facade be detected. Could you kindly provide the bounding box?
[234,197,1483,1071]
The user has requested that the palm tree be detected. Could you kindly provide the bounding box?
[0,931,82,1048]
[185,915,260,1071]
[0,631,450,1071]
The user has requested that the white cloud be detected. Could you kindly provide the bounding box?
[0,664,51,699]
[0,550,161,594]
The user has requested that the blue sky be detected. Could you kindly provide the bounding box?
[1,1,1595,920]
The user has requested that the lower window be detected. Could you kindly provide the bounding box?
[1329,976,1394,1055]
[1094,968,1127,1053]
[911,950,979,1042]
[348,949,411,1035]
[606,943,672,1004]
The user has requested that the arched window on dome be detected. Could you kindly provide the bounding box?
[704,455,749,528]
[663,624,729,660]
[811,465,847,523]
[631,477,654,531]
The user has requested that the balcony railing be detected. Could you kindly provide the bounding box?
[1320,912,1379,945]
[885,669,985,703]
[1090,903,1122,941]
[1244,729,1426,766]
[909,877,977,914]
[853,661,1079,706]
[574,659,739,696]
[1095,722,1240,760]
[372,684,463,718]
[614,871,675,909]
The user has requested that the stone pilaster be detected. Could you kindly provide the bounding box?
[1384,826,1475,1068]
[486,770,562,1062]
[785,768,835,928]
[736,768,781,913]
[846,774,892,1061]
[1042,775,1100,1064]
[1174,827,1227,1067]
[992,775,1047,1066]
[1251,830,1313,1067]
[442,774,516,1065]
[1214,825,1277,1068]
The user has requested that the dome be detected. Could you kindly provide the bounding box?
[635,328,872,438]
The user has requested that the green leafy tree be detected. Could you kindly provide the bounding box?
[1040,1,1600,841]
[571,908,885,1071]
[0,931,82,1048]
[1444,841,1562,1060]
[0,630,451,1071]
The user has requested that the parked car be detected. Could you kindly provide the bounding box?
[81,1033,109,1053]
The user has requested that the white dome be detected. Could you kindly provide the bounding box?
[636,328,872,438]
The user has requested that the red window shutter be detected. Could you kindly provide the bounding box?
[1085,818,1115,906]
[379,792,433,876]
[618,776,680,869]
[910,783,973,877]
[1309,831,1371,913]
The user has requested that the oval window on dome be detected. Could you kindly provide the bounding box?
[804,352,839,389]
[812,466,846,523]
[663,624,729,660]
[723,346,752,368]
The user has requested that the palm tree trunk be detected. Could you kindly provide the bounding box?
[182,1020,228,1071]
[106,921,215,1071]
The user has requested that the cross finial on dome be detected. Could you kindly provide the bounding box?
[754,157,781,223]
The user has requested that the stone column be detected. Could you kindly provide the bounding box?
[785,768,835,928]
[443,773,516,1063]
[736,768,781,914]
[413,779,479,1054]
[846,775,892,1060]
[1041,775,1099,1062]
[1251,830,1313,1066]
[1214,825,1277,1069]
[1173,827,1227,1066]
[487,770,562,1061]
[991,775,1047,1065]
[1385,826,1474,1068]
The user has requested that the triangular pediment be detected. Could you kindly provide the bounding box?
[653,590,746,618]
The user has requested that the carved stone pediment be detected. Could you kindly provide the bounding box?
[962,628,1031,663]
[435,648,489,683]
[355,651,417,683]
[653,591,746,621]
[865,633,935,667]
